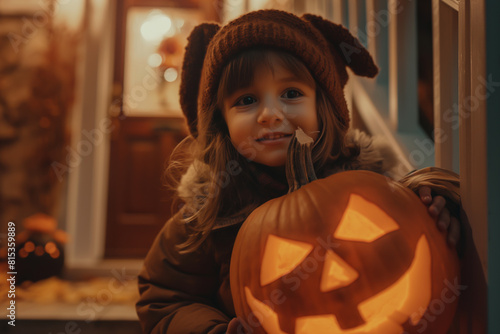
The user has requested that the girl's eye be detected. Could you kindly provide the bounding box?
[235,96,256,106]
[282,89,303,99]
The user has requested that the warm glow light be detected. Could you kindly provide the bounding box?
[53,0,86,31]
[334,194,399,242]
[296,314,403,334]
[19,248,29,258]
[50,249,61,259]
[148,53,163,67]
[295,236,432,333]
[359,235,432,326]
[45,242,57,254]
[245,287,286,334]
[296,315,344,334]
[163,67,178,82]
[35,246,45,256]
[320,250,359,292]
[24,241,35,253]
[246,236,432,333]
[260,234,313,286]
[140,14,172,42]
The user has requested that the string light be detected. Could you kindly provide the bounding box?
[24,241,35,253]
[140,14,172,43]
[164,68,178,82]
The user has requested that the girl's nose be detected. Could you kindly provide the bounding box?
[257,101,285,126]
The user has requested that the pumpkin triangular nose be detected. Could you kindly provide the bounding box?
[320,249,359,292]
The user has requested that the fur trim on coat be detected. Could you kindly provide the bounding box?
[176,130,400,227]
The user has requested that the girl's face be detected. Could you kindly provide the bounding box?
[222,56,319,167]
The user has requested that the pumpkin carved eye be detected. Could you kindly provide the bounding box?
[260,235,313,286]
[260,234,360,290]
[334,194,399,242]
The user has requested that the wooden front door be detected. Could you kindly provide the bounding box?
[105,116,186,258]
[104,0,219,258]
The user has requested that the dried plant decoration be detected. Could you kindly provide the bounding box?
[0,1,83,236]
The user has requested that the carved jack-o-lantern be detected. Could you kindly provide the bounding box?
[230,168,460,334]
[16,213,67,284]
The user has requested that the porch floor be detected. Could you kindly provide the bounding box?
[1,260,142,332]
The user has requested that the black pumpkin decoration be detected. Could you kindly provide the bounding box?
[16,213,68,284]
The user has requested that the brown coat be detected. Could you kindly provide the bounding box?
[136,211,239,333]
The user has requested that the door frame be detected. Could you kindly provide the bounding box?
[64,0,116,267]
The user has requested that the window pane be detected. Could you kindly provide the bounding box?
[123,7,203,116]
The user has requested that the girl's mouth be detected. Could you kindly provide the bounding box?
[256,133,293,142]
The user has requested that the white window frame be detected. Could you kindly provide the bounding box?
[65,0,116,267]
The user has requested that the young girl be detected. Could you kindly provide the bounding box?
[136,10,461,334]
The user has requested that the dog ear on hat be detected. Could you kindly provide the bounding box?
[180,22,220,137]
[302,14,378,86]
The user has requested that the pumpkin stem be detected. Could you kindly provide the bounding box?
[286,127,318,193]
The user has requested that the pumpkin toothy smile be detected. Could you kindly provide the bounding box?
[245,235,432,334]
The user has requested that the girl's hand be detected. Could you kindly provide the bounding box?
[227,318,245,334]
[418,186,460,246]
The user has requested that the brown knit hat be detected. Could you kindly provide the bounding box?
[179,10,378,137]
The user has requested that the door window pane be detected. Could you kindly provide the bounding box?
[123,7,203,116]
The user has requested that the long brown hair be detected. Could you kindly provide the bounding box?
[171,49,360,252]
